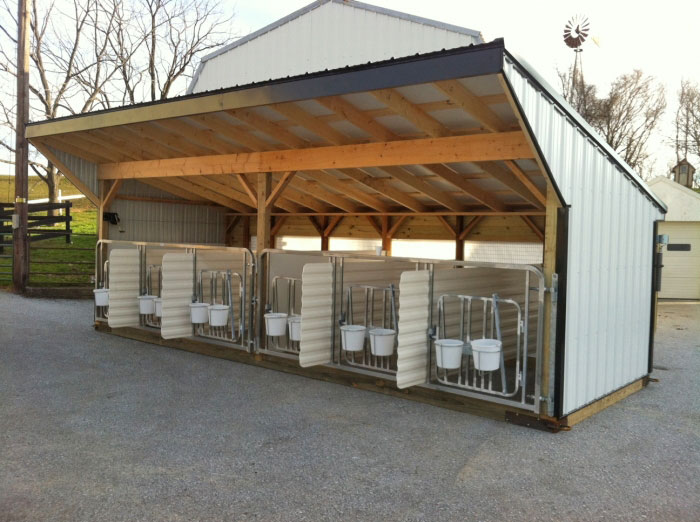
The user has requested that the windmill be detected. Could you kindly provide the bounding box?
[563,15,590,95]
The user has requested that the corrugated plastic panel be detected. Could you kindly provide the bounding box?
[396,270,431,389]
[107,249,140,328]
[191,0,480,93]
[505,57,665,414]
[299,263,334,368]
[161,253,195,339]
[49,147,98,197]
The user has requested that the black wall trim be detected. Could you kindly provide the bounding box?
[553,206,570,419]
[648,220,660,374]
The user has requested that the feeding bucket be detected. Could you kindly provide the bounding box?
[265,312,288,336]
[189,302,209,324]
[288,315,302,341]
[471,338,502,371]
[154,298,163,317]
[209,304,229,327]
[369,328,396,356]
[93,288,109,307]
[435,339,464,369]
[340,324,366,352]
[138,295,156,315]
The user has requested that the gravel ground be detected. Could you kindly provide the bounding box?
[0,292,698,521]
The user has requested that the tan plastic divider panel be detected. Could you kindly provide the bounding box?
[161,252,195,339]
[299,263,334,368]
[107,248,140,328]
[396,270,431,389]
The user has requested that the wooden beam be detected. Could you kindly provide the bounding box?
[158,117,238,155]
[187,177,255,212]
[324,216,343,237]
[303,170,391,212]
[381,216,391,255]
[455,216,465,260]
[289,177,360,213]
[228,108,308,148]
[236,174,258,206]
[504,160,546,206]
[317,96,399,141]
[32,141,100,206]
[521,215,544,241]
[98,132,532,180]
[388,216,407,237]
[126,122,210,157]
[270,216,287,236]
[266,171,296,208]
[433,80,508,133]
[138,178,207,201]
[476,161,544,209]
[115,194,214,206]
[365,216,382,236]
[381,166,463,211]
[272,103,349,145]
[340,169,428,213]
[423,164,506,212]
[257,174,272,252]
[458,216,484,240]
[102,179,123,209]
[165,177,252,212]
[437,216,457,238]
[372,89,451,138]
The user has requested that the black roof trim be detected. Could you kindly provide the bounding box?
[28,39,505,128]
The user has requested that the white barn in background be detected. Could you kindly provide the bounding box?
[188,0,483,94]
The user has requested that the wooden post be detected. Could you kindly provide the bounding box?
[381,216,391,255]
[98,181,107,241]
[320,217,329,251]
[12,0,31,293]
[243,216,251,250]
[541,183,559,415]
[455,216,464,260]
[256,173,271,253]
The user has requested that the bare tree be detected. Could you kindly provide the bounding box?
[559,67,666,177]
[0,0,233,206]
[673,80,700,187]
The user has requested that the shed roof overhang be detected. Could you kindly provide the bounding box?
[26,40,555,220]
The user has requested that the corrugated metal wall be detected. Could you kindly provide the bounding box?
[504,58,665,415]
[192,0,480,93]
[49,147,99,197]
[110,181,226,244]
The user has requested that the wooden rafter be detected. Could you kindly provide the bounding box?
[521,215,544,241]
[437,216,457,238]
[289,177,360,213]
[372,89,451,137]
[158,118,238,155]
[380,166,463,211]
[458,216,484,240]
[235,174,257,206]
[266,171,296,208]
[32,141,100,206]
[301,170,391,212]
[138,178,206,201]
[317,96,398,141]
[340,170,428,212]
[422,164,506,212]
[165,177,252,212]
[504,160,546,206]
[283,186,330,213]
[433,80,508,133]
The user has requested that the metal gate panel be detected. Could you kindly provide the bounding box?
[107,248,140,328]
[299,263,334,368]
[161,253,195,339]
[396,269,431,389]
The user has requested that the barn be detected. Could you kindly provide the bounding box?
[26,1,667,429]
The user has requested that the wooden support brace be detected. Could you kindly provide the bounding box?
[266,171,296,208]
[458,216,484,240]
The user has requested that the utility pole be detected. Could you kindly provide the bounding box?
[13,0,31,293]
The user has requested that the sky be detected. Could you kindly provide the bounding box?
[2,0,698,176]
[224,0,700,176]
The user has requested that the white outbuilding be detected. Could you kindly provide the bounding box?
[648,176,700,299]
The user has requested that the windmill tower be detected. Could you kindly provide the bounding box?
[563,15,590,95]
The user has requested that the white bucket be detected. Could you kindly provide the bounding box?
[265,312,288,336]
[93,288,109,307]
[340,324,366,352]
[209,304,229,327]
[471,338,502,371]
[435,339,464,369]
[154,298,163,318]
[138,295,156,315]
[369,328,396,356]
[288,315,302,341]
[190,302,209,324]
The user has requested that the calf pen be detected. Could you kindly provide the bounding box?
[93,239,573,429]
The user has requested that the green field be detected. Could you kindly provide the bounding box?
[1,176,97,287]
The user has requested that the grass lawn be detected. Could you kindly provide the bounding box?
[1,176,97,287]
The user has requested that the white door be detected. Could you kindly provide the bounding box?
[659,221,700,299]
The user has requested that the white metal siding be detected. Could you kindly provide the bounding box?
[110,181,225,244]
[161,253,195,339]
[658,222,700,299]
[191,1,480,93]
[299,263,334,367]
[49,147,99,197]
[107,248,140,328]
[505,58,665,414]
